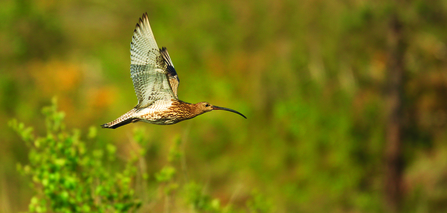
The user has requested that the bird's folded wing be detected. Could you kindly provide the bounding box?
[130,13,176,108]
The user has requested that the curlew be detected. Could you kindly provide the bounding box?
[101,13,246,129]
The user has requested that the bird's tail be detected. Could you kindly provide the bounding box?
[101,108,140,129]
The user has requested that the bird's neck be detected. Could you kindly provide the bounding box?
[175,101,204,119]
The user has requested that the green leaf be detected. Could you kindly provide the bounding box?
[155,166,176,182]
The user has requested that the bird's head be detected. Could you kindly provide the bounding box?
[195,102,246,119]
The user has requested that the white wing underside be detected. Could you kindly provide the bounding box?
[130,13,176,108]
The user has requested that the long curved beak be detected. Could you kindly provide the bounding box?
[212,105,247,119]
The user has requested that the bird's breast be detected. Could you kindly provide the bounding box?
[136,100,194,125]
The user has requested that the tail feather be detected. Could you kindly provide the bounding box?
[101,108,140,129]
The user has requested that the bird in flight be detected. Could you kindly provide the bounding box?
[102,13,246,129]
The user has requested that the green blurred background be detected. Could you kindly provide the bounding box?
[1,0,447,212]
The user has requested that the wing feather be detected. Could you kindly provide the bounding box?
[160,47,180,99]
[130,13,176,108]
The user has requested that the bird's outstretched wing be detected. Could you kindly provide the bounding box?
[160,47,180,99]
[130,13,177,108]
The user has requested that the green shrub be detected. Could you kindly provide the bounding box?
[10,98,141,213]
[10,98,271,213]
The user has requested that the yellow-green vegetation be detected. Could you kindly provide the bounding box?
[9,99,141,212]
[2,0,447,212]
[10,99,269,212]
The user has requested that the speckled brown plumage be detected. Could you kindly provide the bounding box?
[165,101,204,122]
[101,13,246,129]
[137,101,195,125]
[138,101,206,125]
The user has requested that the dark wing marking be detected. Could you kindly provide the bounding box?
[130,13,176,108]
[160,47,180,99]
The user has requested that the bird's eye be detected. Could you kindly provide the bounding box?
[205,103,210,107]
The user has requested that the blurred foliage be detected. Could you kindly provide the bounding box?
[9,100,271,212]
[1,0,447,212]
[9,99,142,212]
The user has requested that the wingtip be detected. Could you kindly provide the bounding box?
[138,18,143,26]
[140,13,149,24]
[135,13,149,31]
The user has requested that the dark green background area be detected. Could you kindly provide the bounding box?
[1,0,447,212]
